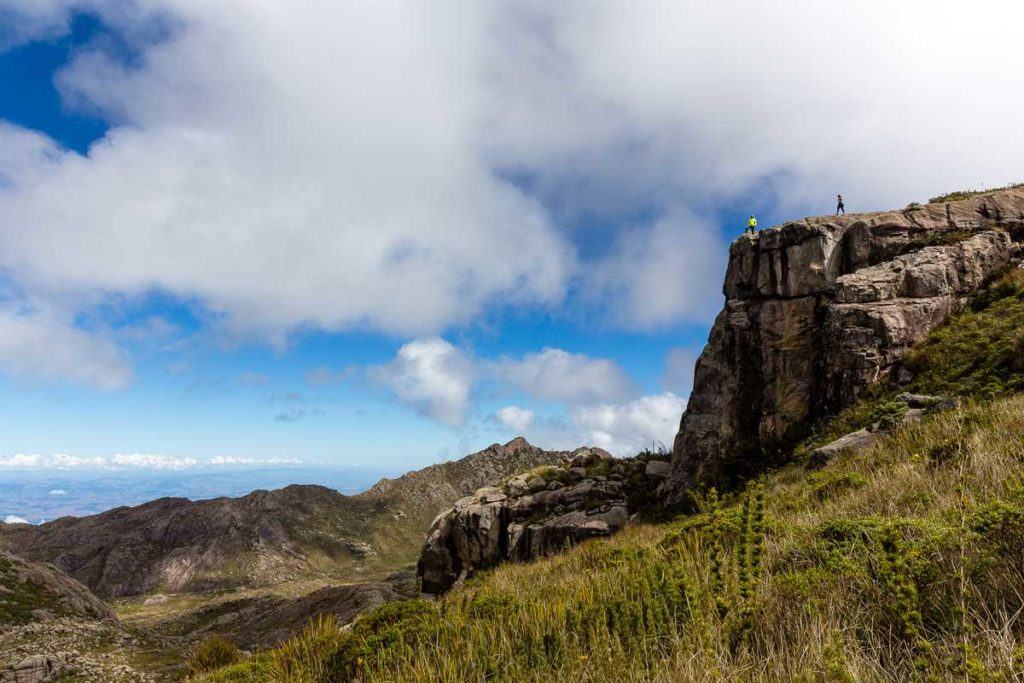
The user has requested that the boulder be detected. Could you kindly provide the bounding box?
[417,448,659,595]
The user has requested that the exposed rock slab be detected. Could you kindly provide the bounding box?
[664,188,1024,502]
[418,449,669,595]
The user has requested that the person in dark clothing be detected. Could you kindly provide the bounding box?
[836,194,845,215]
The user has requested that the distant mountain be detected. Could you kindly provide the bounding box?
[0,438,568,598]
[0,465,387,523]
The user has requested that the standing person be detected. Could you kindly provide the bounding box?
[746,215,758,235]
[836,194,845,215]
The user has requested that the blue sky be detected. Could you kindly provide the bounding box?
[0,1,1022,478]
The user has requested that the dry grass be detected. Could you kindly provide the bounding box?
[198,395,1024,682]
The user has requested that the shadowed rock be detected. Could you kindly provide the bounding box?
[418,448,669,594]
[663,188,1024,503]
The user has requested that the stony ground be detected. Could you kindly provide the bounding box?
[0,617,185,683]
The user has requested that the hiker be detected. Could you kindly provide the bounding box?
[746,215,758,235]
[836,194,845,215]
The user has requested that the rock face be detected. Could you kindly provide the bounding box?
[0,438,569,598]
[418,448,669,594]
[664,188,1024,502]
[0,551,114,625]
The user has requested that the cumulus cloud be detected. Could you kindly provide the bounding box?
[48,489,67,496]
[0,309,132,390]
[0,452,303,470]
[3,515,30,524]
[492,348,637,405]
[573,392,685,455]
[206,455,301,466]
[370,337,474,427]
[0,3,572,347]
[2,1,1022,386]
[493,406,535,433]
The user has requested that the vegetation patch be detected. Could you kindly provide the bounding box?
[928,182,1023,204]
[185,636,242,677]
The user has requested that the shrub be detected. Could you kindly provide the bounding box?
[185,636,242,676]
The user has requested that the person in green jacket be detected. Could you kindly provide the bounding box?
[746,215,758,235]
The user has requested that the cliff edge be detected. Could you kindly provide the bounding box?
[662,187,1024,502]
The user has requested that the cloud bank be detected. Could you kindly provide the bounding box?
[0,452,301,470]
[377,339,684,455]
[1,0,1022,388]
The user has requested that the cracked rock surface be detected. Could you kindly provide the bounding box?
[663,188,1024,502]
[417,448,669,594]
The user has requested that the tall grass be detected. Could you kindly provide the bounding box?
[198,394,1024,682]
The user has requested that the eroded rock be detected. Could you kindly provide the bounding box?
[417,449,668,594]
[663,188,1024,502]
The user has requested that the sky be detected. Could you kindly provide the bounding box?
[1,0,1023,480]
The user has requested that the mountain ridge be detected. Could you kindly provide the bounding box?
[0,438,570,598]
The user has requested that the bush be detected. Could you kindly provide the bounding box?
[185,636,241,676]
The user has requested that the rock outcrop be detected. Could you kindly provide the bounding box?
[0,438,568,598]
[0,551,114,625]
[418,448,670,594]
[664,188,1024,502]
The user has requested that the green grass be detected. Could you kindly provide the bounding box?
[194,268,1024,682]
[186,636,242,676]
[797,267,1024,455]
[0,556,60,624]
[928,182,1023,204]
[197,395,1024,681]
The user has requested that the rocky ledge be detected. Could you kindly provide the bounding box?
[418,448,671,594]
[663,188,1024,502]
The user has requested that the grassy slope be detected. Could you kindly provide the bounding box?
[197,268,1024,682]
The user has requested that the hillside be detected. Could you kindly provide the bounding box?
[194,187,1024,681]
[0,438,569,598]
[0,551,114,625]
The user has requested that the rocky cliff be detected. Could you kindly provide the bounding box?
[0,438,568,598]
[418,448,671,594]
[663,188,1024,502]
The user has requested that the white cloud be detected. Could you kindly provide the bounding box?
[588,210,725,328]
[0,452,303,470]
[492,348,637,405]
[1,1,1022,386]
[3,515,30,525]
[48,489,67,496]
[370,338,474,427]
[483,2,1024,216]
[0,309,132,390]
[662,347,698,397]
[109,453,198,470]
[494,406,535,433]
[207,455,301,466]
[0,4,573,346]
[573,392,685,456]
